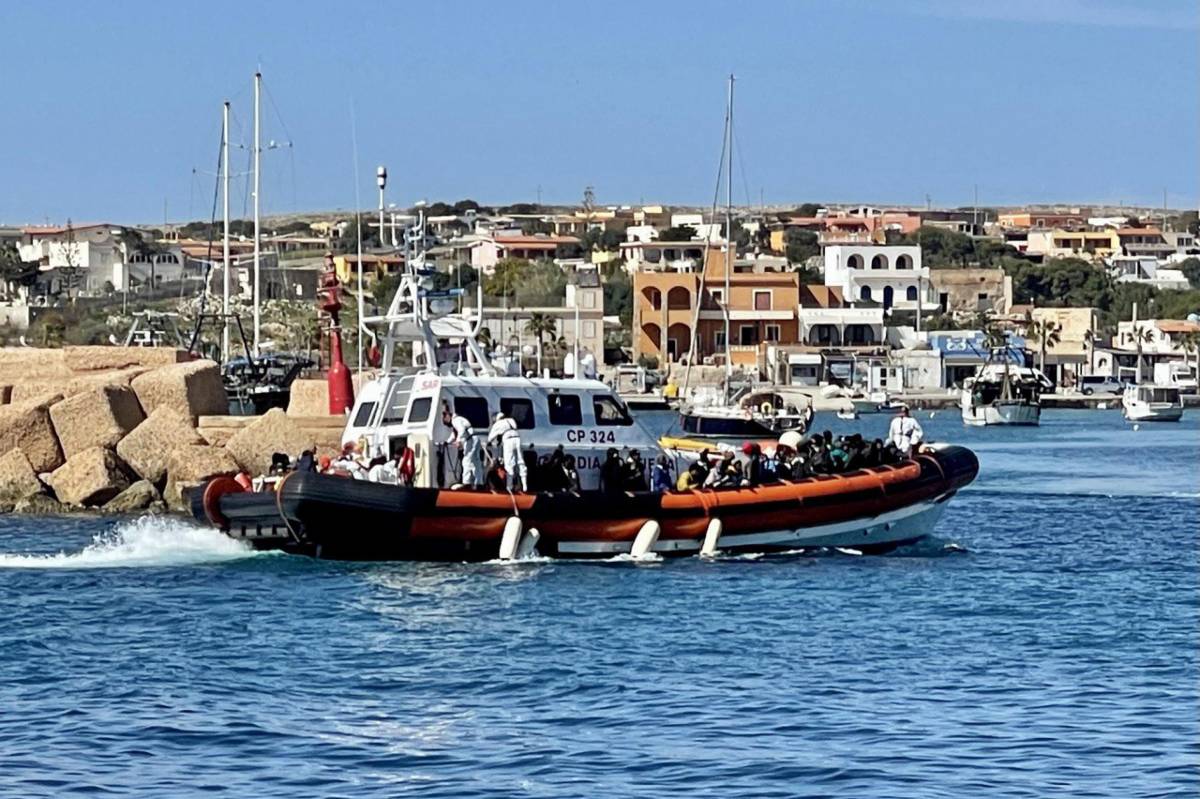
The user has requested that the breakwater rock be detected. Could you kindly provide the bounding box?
[0,347,345,516]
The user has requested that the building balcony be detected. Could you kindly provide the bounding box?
[698,308,795,321]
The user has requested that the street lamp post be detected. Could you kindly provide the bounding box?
[376,166,387,249]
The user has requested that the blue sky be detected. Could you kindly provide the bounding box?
[1,0,1196,224]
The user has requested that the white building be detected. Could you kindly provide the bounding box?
[15,223,190,297]
[822,244,934,311]
[1108,255,1190,291]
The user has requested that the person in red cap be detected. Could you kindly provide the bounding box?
[741,441,764,486]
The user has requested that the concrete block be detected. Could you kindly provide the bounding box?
[103,480,160,514]
[130,360,227,420]
[0,394,65,473]
[286,379,332,416]
[0,448,44,500]
[163,444,241,511]
[116,407,205,485]
[63,346,188,373]
[46,446,130,507]
[224,408,313,475]
[49,385,145,458]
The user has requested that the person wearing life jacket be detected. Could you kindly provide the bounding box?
[887,405,924,457]
[392,438,417,486]
[487,411,528,492]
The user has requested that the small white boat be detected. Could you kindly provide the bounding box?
[680,386,813,439]
[1121,384,1184,422]
[836,408,859,421]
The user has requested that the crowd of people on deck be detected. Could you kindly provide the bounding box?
[270,403,925,496]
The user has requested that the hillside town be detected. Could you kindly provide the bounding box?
[2,198,1198,400]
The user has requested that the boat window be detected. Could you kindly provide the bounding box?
[351,401,376,428]
[594,395,633,426]
[453,396,491,429]
[500,398,536,429]
[381,377,415,423]
[407,396,432,424]
[548,393,583,425]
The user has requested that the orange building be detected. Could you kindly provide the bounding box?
[633,247,800,369]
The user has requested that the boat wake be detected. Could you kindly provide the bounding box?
[0,515,259,570]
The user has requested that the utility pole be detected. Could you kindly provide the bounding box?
[222,100,231,363]
[252,71,262,357]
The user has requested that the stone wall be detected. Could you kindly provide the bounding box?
[0,346,346,515]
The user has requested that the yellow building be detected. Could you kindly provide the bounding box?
[333,252,405,287]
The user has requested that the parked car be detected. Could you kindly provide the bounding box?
[1078,375,1125,395]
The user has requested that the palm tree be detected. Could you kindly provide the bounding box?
[1080,328,1095,383]
[524,312,557,375]
[1179,330,1200,389]
[1026,318,1062,377]
[476,325,494,355]
[1123,324,1155,384]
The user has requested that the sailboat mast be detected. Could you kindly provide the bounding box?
[252,72,262,357]
[723,74,734,396]
[221,100,231,363]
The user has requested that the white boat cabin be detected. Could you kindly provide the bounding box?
[343,372,662,490]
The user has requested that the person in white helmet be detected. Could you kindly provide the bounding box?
[487,410,528,492]
[887,405,924,457]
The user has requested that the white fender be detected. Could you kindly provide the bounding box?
[517,528,541,559]
[499,516,523,560]
[700,518,722,557]
[630,520,661,559]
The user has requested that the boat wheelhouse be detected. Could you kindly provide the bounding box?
[344,373,659,490]
[1121,384,1184,422]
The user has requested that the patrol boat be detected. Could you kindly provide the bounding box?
[190,254,980,560]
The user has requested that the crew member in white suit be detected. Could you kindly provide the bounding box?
[487,411,528,492]
[447,407,483,487]
[888,405,924,457]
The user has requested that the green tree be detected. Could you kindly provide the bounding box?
[0,244,37,301]
[658,225,698,241]
[1025,318,1062,375]
[1177,256,1200,289]
[336,216,380,252]
[485,257,529,299]
[431,263,478,295]
[904,226,976,267]
[1179,330,1200,386]
[784,228,819,266]
[524,311,557,373]
[602,264,632,326]
[795,203,821,217]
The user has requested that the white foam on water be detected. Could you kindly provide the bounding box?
[603,552,663,564]
[0,515,257,569]
[481,554,555,566]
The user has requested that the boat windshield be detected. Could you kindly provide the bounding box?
[594,395,633,426]
[1140,387,1180,403]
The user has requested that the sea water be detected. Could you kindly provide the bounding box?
[0,410,1196,798]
